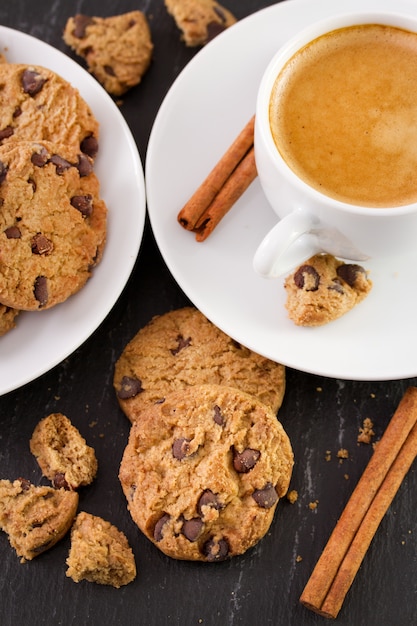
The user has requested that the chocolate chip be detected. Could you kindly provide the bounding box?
[32,540,53,554]
[49,154,72,175]
[28,178,36,192]
[213,404,225,426]
[72,14,95,38]
[252,483,278,509]
[31,148,49,168]
[233,447,261,473]
[21,69,47,96]
[71,194,93,217]
[181,517,204,542]
[31,233,53,255]
[202,536,230,562]
[336,263,366,287]
[170,334,191,355]
[34,275,48,307]
[154,513,170,542]
[206,21,226,42]
[53,472,70,490]
[13,106,22,118]
[18,477,31,491]
[0,161,8,183]
[0,126,14,142]
[104,65,116,77]
[4,226,21,239]
[294,264,320,291]
[117,375,143,399]
[197,489,222,516]
[172,437,192,460]
[76,154,93,177]
[80,135,98,159]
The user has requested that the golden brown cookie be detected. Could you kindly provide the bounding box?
[63,11,153,96]
[284,254,372,326]
[0,304,19,337]
[114,307,285,422]
[0,478,78,561]
[165,0,237,46]
[30,413,98,490]
[66,512,136,587]
[0,63,98,158]
[119,384,293,561]
[0,140,107,310]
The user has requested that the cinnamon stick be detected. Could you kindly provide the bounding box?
[177,115,256,235]
[193,147,257,242]
[300,387,417,619]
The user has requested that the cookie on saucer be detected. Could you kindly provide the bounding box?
[284,254,372,326]
[0,140,107,310]
[0,63,99,158]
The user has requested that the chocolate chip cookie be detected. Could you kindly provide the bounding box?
[0,63,98,158]
[284,254,372,326]
[30,413,98,490]
[119,384,293,561]
[165,0,237,46]
[0,478,78,561]
[66,512,136,587]
[0,140,107,310]
[114,307,286,422]
[63,11,153,97]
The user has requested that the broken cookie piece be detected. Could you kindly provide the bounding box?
[66,512,136,587]
[165,0,237,47]
[30,413,98,490]
[284,254,372,326]
[0,478,78,561]
[63,11,153,96]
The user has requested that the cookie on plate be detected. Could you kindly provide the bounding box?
[0,140,107,310]
[0,478,78,561]
[165,0,237,47]
[119,384,293,561]
[63,11,153,97]
[114,307,285,422]
[0,63,98,158]
[30,413,98,490]
[284,254,372,326]
[0,304,19,337]
[66,512,136,587]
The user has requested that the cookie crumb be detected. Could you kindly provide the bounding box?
[325,450,332,462]
[308,500,319,511]
[296,555,303,562]
[357,417,375,444]
[287,489,298,504]
[337,448,349,461]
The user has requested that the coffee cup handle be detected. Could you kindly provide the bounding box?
[253,208,322,278]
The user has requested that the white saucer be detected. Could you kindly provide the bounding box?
[146,0,417,382]
[0,27,146,395]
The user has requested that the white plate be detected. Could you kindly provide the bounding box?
[0,26,146,395]
[146,0,417,382]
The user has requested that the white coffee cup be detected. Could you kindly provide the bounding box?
[253,11,417,278]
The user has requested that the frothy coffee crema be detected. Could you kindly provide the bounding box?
[269,24,417,207]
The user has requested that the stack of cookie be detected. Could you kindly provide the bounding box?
[114,307,294,562]
[0,62,106,335]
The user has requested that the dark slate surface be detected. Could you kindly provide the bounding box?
[0,1,416,625]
